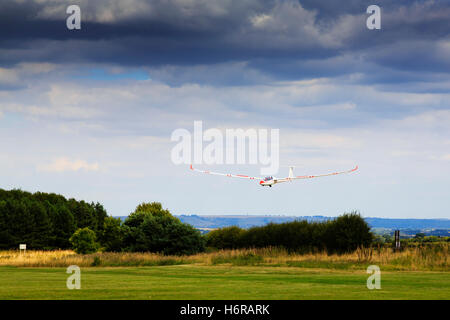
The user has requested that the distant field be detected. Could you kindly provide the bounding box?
[0,265,449,300]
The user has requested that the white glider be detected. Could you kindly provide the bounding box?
[189,164,358,187]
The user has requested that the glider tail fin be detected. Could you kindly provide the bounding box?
[288,166,295,179]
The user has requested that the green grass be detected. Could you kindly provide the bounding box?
[0,265,448,300]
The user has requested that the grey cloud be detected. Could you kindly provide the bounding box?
[0,0,448,86]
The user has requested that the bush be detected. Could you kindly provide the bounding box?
[70,227,99,254]
[123,208,205,255]
[208,212,373,254]
[325,212,373,254]
[206,226,244,249]
[91,256,102,266]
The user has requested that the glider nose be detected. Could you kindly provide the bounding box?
[259,180,264,185]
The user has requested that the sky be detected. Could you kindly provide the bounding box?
[0,0,449,219]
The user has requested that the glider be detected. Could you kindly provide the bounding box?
[189,164,358,187]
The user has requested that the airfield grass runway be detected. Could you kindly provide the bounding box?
[0,265,448,299]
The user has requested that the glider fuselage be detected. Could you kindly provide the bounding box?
[259,177,291,187]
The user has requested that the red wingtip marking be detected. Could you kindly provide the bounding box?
[190,164,193,170]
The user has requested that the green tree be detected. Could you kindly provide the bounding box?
[70,227,99,254]
[134,202,173,218]
[51,205,76,249]
[125,202,178,229]
[100,216,124,252]
[93,202,108,235]
[135,215,204,255]
[0,188,109,250]
[29,201,52,249]
[9,199,34,247]
[0,200,13,249]
[123,205,205,255]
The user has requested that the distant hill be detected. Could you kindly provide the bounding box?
[176,215,450,230]
[365,217,450,229]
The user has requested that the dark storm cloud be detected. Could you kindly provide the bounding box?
[0,0,449,84]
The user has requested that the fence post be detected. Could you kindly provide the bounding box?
[394,230,401,251]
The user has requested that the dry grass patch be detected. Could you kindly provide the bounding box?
[0,244,448,271]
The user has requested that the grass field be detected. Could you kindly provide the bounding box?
[0,247,448,299]
[0,265,449,300]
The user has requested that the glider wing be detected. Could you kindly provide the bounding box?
[189,164,262,180]
[288,165,358,180]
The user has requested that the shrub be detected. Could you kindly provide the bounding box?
[123,211,205,255]
[208,212,373,254]
[91,256,102,266]
[70,227,99,254]
[325,212,373,254]
[206,226,244,249]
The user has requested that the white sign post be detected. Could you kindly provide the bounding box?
[19,244,26,254]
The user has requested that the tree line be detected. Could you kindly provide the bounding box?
[0,189,205,254]
[0,189,108,249]
[0,189,373,255]
[206,212,373,254]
